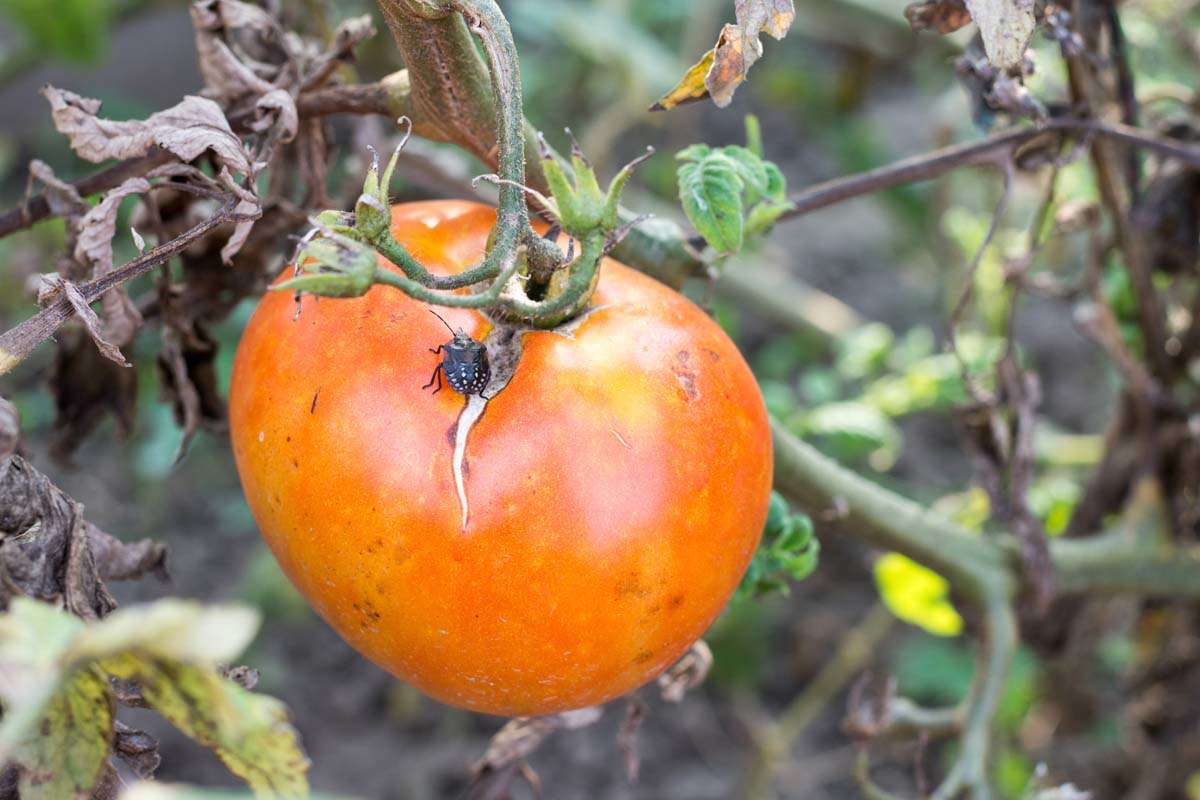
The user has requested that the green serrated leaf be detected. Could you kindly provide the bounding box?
[718,146,771,206]
[16,667,113,800]
[678,156,744,254]
[674,143,712,163]
[737,492,820,601]
[762,161,787,202]
[744,199,792,238]
[100,655,309,799]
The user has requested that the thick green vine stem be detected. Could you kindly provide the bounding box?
[278,0,650,330]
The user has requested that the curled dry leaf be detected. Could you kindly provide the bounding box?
[905,0,1034,71]
[0,428,167,619]
[113,721,161,781]
[36,276,128,369]
[42,87,252,176]
[653,0,795,110]
[472,707,603,779]
[656,639,714,702]
[617,697,647,783]
[47,328,138,464]
[964,0,1036,72]
[904,0,972,34]
[0,398,19,461]
[158,310,225,463]
[74,177,152,347]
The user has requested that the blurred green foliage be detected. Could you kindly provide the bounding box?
[0,0,116,65]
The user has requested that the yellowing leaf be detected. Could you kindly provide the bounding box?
[66,600,261,666]
[653,0,795,110]
[650,50,714,111]
[16,668,114,800]
[0,599,306,800]
[101,655,309,799]
[0,599,87,753]
[873,553,963,637]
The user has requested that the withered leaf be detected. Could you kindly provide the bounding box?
[473,707,603,777]
[0,457,116,619]
[657,640,713,702]
[904,0,972,34]
[27,160,88,226]
[653,0,795,110]
[41,86,254,180]
[191,0,277,36]
[46,327,137,463]
[964,0,1036,71]
[37,276,128,369]
[113,721,161,780]
[0,397,19,460]
[74,177,151,347]
[157,319,224,463]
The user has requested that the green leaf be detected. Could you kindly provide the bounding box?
[675,143,713,163]
[800,401,902,468]
[15,667,113,800]
[873,554,963,637]
[744,200,792,239]
[678,155,744,254]
[762,161,787,202]
[100,656,309,799]
[0,0,114,63]
[738,492,820,600]
[718,146,771,206]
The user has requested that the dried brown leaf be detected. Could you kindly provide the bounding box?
[964,0,1036,71]
[113,722,161,780]
[46,327,138,463]
[657,640,714,702]
[191,0,278,36]
[195,29,277,103]
[0,398,18,461]
[27,160,88,225]
[904,0,973,33]
[74,177,152,346]
[472,707,603,776]
[87,527,168,584]
[653,0,795,110]
[37,275,129,368]
[735,0,795,39]
[157,318,224,462]
[617,697,647,783]
[0,457,116,618]
[42,86,254,178]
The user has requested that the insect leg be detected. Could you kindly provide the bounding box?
[422,364,444,393]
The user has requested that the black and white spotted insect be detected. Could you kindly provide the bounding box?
[424,310,492,396]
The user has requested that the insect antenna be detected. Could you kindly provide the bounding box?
[428,309,459,335]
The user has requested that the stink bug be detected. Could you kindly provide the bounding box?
[424,310,491,396]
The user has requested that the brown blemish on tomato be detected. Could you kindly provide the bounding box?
[633,649,655,664]
[667,594,686,610]
[671,350,699,401]
[616,571,650,598]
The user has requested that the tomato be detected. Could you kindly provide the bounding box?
[229,200,772,716]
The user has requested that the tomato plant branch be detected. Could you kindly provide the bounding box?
[0,198,242,376]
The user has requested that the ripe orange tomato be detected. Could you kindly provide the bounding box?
[229,200,772,716]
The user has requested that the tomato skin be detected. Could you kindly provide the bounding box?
[229,201,772,716]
